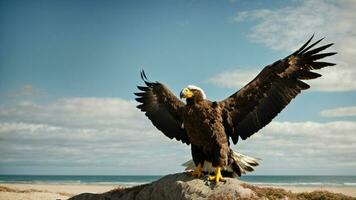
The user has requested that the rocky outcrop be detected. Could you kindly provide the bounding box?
[69,173,255,200]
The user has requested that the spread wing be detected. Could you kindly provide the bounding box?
[135,71,190,145]
[219,35,337,144]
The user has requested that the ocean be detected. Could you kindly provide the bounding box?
[1,175,356,187]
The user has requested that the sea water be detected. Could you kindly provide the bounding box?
[1,175,356,187]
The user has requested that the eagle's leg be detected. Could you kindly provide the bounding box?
[208,167,225,183]
[190,163,202,178]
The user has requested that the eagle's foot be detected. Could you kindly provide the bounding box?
[208,167,225,183]
[189,163,202,178]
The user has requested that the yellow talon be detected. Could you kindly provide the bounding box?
[190,163,202,178]
[208,167,225,183]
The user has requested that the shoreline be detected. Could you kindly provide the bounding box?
[1,183,356,200]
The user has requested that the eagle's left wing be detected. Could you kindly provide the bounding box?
[135,71,190,145]
[219,35,336,144]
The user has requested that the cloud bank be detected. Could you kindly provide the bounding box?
[320,106,356,117]
[0,98,190,175]
[237,120,356,174]
[0,97,355,175]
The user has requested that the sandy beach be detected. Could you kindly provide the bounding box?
[1,183,356,200]
[0,183,116,200]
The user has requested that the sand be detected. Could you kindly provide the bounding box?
[0,184,116,200]
[1,183,355,200]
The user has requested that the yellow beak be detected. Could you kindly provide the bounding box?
[180,88,193,99]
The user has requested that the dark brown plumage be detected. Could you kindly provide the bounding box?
[135,35,336,182]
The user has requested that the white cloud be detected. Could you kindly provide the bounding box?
[241,121,356,153]
[320,106,356,117]
[0,98,150,129]
[219,0,356,92]
[209,69,259,88]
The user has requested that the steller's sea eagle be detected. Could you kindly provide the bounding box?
[135,35,336,183]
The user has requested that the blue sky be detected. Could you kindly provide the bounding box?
[1,0,356,175]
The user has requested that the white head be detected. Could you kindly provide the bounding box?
[179,85,206,100]
[187,85,206,99]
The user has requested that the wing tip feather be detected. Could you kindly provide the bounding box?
[299,37,325,55]
[293,34,315,55]
[137,86,149,91]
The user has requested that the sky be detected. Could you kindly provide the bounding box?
[0,0,356,175]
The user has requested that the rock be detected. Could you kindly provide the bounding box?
[68,172,256,200]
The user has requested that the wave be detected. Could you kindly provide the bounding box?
[344,182,356,186]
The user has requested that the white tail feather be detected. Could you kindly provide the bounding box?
[182,150,260,177]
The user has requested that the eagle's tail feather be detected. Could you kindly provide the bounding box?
[229,151,260,176]
[182,159,195,171]
[181,150,260,177]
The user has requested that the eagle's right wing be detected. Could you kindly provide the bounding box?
[219,35,336,144]
[135,71,190,145]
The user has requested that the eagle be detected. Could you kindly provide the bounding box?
[135,35,336,183]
